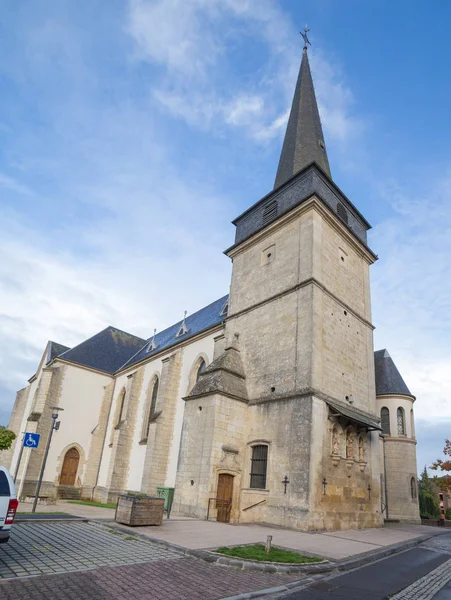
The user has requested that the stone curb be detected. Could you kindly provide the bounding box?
[15,516,88,523]
[95,520,442,578]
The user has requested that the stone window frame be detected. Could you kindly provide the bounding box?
[249,443,269,490]
[410,409,415,439]
[380,407,390,436]
[397,407,406,436]
[186,353,209,394]
[114,387,127,430]
[410,476,417,500]
[139,373,161,444]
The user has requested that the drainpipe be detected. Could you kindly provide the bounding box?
[383,436,389,520]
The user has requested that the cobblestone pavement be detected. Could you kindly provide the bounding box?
[390,559,451,600]
[388,535,451,600]
[0,522,296,599]
[0,554,296,600]
[0,522,181,578]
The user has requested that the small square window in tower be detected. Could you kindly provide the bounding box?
[262,200,278,226]
[261,244,276,266]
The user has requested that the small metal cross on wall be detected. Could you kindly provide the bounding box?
[282,475,290,494]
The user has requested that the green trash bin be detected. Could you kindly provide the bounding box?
[156,487,175,518]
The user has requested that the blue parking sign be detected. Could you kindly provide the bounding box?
[23,432,40,448]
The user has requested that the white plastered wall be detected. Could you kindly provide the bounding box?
[43,364,111,483]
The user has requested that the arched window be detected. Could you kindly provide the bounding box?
[380,407,390,435]
[397,407,406,435]
[250,445,268,489]
[140,376,160,441]
[410,409,415,438]
[116,388,127,426]
[147,377,159,435]
[196,358,206,382]
[410,477,417,499]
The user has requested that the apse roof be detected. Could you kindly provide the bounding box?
[374,349,413,397]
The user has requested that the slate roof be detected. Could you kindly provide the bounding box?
[56,327,147,375]
[120,295,229,371]
[47,341,70,364]
[374,349,413,397]
[274,46,331,189]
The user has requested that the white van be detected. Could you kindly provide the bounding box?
[0,467,18,544]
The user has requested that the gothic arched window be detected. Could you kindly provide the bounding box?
[196,358,206,382]
[116,388,127,426]
[381,407,390,436]
[397,407,406,435]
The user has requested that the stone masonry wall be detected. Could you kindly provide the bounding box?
[141,351,183,495]
[173,394,248,521]
[20,365,66,498]
[384,438,420,523]
[0,386,30,470]
[104,367,144,502]
[83,380,115,499]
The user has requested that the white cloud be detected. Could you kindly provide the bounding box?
[126,0,365,152]
[0,173,34,196]
[372,171,451,423]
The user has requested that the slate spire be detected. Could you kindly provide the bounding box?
[274,33,331,189]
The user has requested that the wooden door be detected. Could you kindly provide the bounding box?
[216,474,233,523]
[60,448,79,486]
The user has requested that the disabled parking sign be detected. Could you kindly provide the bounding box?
[23,432,40,448]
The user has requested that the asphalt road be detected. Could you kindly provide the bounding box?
[283,545,451,599]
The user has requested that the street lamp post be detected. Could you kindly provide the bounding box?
[32,407,63,513]
[13,432,26,483]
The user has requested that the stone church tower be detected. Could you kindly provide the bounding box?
[173,40,385,530]
[3,35,420,530]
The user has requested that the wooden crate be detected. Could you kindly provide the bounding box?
[115,495,164,526]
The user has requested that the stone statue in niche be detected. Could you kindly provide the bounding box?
[359,436,365,461]
[332,427,340,455]
[346,431,355,459]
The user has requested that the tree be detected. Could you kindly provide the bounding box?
[0,426,16,451]
[419,465,440,520]
[431,439,451,492]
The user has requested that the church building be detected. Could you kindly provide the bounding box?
[2,37,420,530]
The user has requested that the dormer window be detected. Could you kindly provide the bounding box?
[176,311,190,337]
[219,301,228,317]
[146,329,158,353]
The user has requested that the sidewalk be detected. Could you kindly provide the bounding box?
[110,519,450,561]
[18,501,450,562]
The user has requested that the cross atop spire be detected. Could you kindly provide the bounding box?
[274,28,331,189]
[300,26,311,50]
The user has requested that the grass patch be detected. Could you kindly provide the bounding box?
[67,500,116,509]
[215,544,323,564]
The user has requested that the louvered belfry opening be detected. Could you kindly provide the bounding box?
[262,200,278,226]
[250,445,268,489]
[337,202,349,224]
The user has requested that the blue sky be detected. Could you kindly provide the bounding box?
[1,0,450,474]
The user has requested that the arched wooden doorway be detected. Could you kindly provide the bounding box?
[60,447,80,486]
[216,474,233,523]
